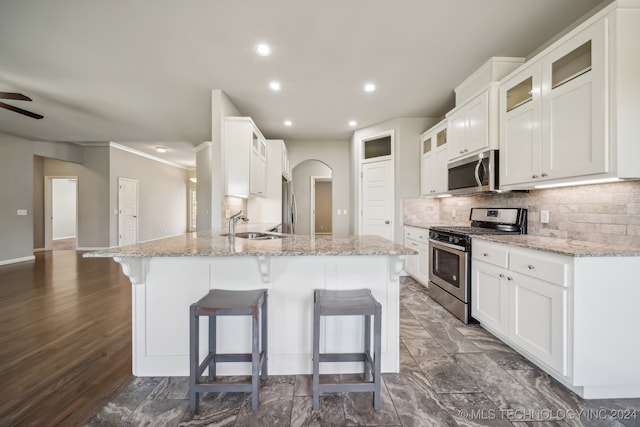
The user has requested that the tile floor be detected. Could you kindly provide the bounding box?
[85,277,640,426]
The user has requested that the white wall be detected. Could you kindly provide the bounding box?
[109,146,188,245]
[52,178,76,239]
[43,147,111,249]
[292,160,332,235]
[0,135,36,263]
[285,139,351,235]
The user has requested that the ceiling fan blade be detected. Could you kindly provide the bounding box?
[0,101,44,119]
[0,92,33,101]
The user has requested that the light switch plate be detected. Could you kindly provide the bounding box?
[541,210,550,224]
[17,209,28,216]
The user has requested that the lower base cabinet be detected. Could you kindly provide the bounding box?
[472,238,640,399]
[404,226,429,286]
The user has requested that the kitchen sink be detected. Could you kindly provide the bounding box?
[221,232,285,240]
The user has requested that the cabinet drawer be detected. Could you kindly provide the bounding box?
[404,226,429,242]
[510,251,568,286]
[473,241,508,268]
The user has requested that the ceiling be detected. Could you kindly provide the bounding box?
[0,0,607,169]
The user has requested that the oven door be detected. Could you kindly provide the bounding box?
[429,240,468,302]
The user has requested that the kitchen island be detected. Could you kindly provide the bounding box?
[85,231,415,377]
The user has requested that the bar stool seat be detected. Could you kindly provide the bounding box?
[312,288,381,411]
[189,288,268,412]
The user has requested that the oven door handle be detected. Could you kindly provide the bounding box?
[429,239,466,252]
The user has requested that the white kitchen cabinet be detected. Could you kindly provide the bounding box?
[404,226,429,286]
[473,240,569,375]
[420,120,448,196]
[250,135,267,196]
[508,271,567,374]
[281,141,291,180]
[472,237,640,399]
[500,3,640,188]
[471,245,509,335]
[224,117,266,197]
[446,85,499,162]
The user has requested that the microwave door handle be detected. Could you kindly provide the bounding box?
[474,159,482,187]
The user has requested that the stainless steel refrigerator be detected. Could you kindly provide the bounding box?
[282,180,297,234]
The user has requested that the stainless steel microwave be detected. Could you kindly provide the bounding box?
[447,149,499,195]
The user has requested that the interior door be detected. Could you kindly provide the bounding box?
[118,177,138,246]
[361,159,393,241]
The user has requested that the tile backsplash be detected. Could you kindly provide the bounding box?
[221,196,248,231]
[404,180,640,248]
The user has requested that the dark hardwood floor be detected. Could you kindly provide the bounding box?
[0,250,132,426]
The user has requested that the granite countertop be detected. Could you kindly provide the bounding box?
[83,230,417,258]
[474,234,640,257]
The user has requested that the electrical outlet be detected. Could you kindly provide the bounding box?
[541,210,550,224]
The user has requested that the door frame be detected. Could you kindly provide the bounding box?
[309,175,332,236]
[118,177,139,246]
[44,176,78,251]
[358,129,395,238]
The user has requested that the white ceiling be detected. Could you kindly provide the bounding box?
[0,0,607,169]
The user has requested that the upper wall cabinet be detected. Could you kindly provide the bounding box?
[224,117,267,197]
[446,84,499,162]
[500,2,640,189]
[420,119,448,196]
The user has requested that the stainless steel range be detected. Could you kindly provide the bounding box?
[428,207,527,323]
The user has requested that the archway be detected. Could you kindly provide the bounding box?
[292,160,333,235]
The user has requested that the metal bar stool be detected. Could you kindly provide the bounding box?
[312,288,382,411]
[189,288,268,412]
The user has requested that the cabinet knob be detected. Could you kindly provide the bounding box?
[507,276,513,281]
[532,174,538,179]
[464,149,468,153]
[499,273,506,278]
[541,173,548,177]
[483,253,489,257]
[385,220,390,224]
[527,265,535,270]
[459,150,464,154]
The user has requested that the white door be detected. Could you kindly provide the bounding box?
[118,178,138,246]
[361,159,393,241]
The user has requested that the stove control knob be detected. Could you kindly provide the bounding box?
[432,233,439,239]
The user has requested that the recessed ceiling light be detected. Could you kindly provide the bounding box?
[255,43,271,56]
[155,146,167,153]
[269,81,281,91]
[364,83,376,93]
[348,120,358,127]
[284,120,292,127]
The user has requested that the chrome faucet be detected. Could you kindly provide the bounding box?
[229,210,249,236]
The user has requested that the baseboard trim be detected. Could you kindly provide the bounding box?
[76,247,110,251]
[0,255,36,266]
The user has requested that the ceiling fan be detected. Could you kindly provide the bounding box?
[0,92,44,119]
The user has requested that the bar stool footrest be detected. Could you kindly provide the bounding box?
[318,352,371,363]
[192,382,253,393]
[319,382,377,393]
